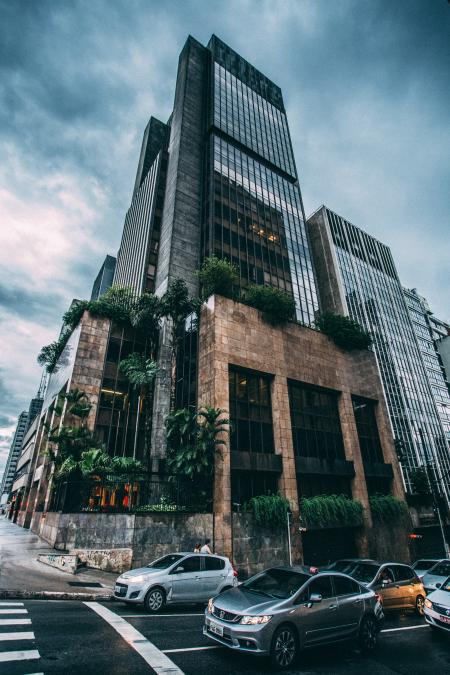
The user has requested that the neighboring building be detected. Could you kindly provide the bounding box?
[403,288,450,446]
[90,255,116,301]
[12,36,409,570]
[307,206,450,511]
[0,411,28,503]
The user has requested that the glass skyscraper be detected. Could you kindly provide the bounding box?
[307,206,450,506]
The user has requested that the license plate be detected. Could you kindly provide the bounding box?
[439,615,450,624]
[209,621,224,637]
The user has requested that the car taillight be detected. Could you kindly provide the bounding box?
[375,592,382,604]
[231,562,238,577]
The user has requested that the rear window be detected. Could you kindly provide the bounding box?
[331,561,356,573]
[333,576,361,596]
[430,561,450,577]
[349,563,379,583]
[147,554,183,569]
[204,557,225,571]
[414,560,436,570]
[243,569,309,599]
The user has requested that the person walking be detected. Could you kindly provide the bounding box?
[200,538,212,554]
[193,542,201,553]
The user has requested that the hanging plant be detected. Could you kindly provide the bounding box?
[369,494,408,524]
[246,493,291,528]
[300,494,364,529]
[315,313,372,351]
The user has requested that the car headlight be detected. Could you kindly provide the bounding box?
[207,598,214,613]
[240,615,272,625]
[129,574,150,584]
[424,598,433,609]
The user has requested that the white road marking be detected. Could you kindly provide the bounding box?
[0,619,32,626]
[164,646,223,654]
[0,602,24,606]
[0,609,28,614]
[120,613,204,618]
[85,601,185,674]
[381,624,429,633]
[0,632,35,641]
[0,650,40,663]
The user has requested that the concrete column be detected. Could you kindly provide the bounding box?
[339,391,371,556]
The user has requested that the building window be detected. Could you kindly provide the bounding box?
[288,382,345,461]
[229,367,274,454]
[231,470,278,507]
[352,396,384,464]
[297,475,352,498]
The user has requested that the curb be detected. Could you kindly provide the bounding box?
[0,589,114,601]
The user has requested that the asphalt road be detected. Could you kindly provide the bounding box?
[1,600,449,674]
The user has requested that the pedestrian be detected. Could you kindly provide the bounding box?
[193,542,201,553]
[200,538,212,554]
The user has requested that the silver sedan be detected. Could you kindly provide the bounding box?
[204,566,383,670]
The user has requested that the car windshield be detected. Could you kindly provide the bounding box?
[147,554,184,569]
[348,563,380,583]
[441,577,450,592]
[414,560,436,570]
[429,561,450,577]
[242,569,309,599]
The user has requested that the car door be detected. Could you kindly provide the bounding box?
[294,575,339,645]
[392,565,417,609]
[202,556,227,597]
[333,575,364,637]
[373,565,397,609]
[170,556,201,602]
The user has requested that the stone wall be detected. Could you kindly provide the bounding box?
[232,513,289,579]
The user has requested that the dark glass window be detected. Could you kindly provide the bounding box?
[231,470,279,507]
[173,557,201,574]
[352,397,384,464]
[333,576,360,596]
[229,368,274,454]
[392,565,414,582]
[297,475,352,498]
[289,382,345,461]
[306,576,334,599]
[204,557,225,571]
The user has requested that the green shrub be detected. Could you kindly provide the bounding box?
[37,329,72,373]
[243,285,296,325]
[315,313,372,350]
[300,494,364,529]
[369,494,408,524]
[246,493,291,528]
[197,256,239,300]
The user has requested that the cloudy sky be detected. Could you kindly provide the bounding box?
[0,0,449,480]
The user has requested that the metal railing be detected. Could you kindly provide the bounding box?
[49,474,212,514]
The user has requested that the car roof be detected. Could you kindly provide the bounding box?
[176,552,229,559]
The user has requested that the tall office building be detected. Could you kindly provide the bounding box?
[404,288,450,445]
[307,206,450,506]
[91,255,116,301]
[0,411,28,502]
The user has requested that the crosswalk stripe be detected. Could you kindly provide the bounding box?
[0,650,40,663]
[0,609,28,614]
[0,632,35,641]
[0,619,32,626]
[0,603,24,607]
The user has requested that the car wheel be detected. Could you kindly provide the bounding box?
[415,595,425,616]
[270,625,298,670]
[358,615,378,653]
[144,587,165,613]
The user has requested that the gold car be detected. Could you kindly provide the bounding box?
[348,561,425,615]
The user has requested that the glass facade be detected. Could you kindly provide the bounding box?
[352,396,383,464]
[228,367,274,455]
[203,45,319,326]
[325,208,450,502]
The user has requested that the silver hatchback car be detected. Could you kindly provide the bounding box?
[204,566,383,670]
[115,553,238,612]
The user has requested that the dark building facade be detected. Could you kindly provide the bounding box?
[307,206,450,509]
[91,255,116,301]
[0,411,28,502]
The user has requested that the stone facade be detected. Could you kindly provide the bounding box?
[197,295,408,562]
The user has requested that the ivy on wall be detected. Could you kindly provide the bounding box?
[369,494,408,524]
[300,494,364,529]
[246,493,291,528]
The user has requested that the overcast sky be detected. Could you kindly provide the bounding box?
[1,0,449,480]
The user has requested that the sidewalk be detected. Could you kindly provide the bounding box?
[0,516,116,599]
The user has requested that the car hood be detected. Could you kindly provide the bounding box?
[120,567,162,580]
[423,573,446,588]
[427,588,450,607]
[213,587,282,614]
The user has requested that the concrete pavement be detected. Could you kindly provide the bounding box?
[0,517,116,597]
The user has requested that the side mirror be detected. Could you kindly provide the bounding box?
[436,583,441,589]
[309,593,322,604]
[173,566,185,574]
[382,579,389,586]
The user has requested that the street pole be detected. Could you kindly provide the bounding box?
[287,510,292,566]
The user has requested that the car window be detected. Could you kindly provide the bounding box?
[204,557,225,571]
[393,565,414,582]
[349,563,379,583]
[376,566,395,584]
[414,560,436,570]
[174,556,201,573]
[441,577,450,592]
[430,561,450,577]
[242,569,309,599]
[147,554,184,569]
[307,575,334,599]
[333,575,361,596]
[331,561,355,573]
